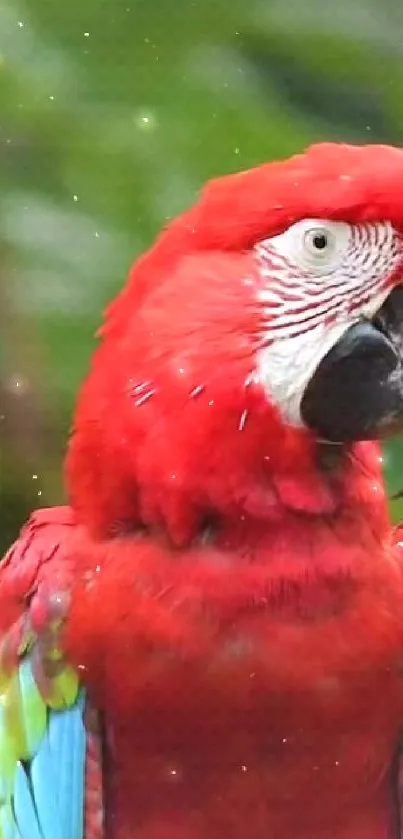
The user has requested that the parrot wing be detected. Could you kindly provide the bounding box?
[0,506,103,839]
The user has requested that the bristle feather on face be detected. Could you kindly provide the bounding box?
[253,219,403,424]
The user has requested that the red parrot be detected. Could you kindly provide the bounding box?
[3,142,403,839]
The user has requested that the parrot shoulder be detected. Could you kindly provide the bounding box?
[0,505,77,633]
[0,506,103,839]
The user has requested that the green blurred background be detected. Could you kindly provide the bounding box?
[2,0,403,552]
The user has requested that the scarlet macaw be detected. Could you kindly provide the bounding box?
[2,143,403,838]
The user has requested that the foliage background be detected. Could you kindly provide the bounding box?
[2,0,403,551]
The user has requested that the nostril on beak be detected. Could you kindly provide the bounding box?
[331,321,398,370]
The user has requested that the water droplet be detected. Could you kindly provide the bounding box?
[6,374,29,395]
[135,111,157,131]
[166,765,182,781]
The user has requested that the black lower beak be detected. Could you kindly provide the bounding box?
[300,287,403,442]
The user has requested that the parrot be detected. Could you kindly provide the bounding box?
[5,141,403,839]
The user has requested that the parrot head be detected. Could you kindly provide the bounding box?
[66,143,403,545]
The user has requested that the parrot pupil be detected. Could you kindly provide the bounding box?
[312,233,328,250]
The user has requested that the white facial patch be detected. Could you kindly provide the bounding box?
[254,219,402,426]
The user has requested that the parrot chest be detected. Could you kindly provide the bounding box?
[103,643,403,839]
[66,529,403,837]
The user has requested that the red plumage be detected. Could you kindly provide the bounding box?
[5,142,403,837]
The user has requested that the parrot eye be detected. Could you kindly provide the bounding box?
[298,220,348,270]
[303,227,333,256]
[262,218,351,276]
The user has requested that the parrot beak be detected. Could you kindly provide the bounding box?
[300,287,403,443]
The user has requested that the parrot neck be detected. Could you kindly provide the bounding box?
[67,400,389,557]
[207,439,390,568]
[270,439,385,514]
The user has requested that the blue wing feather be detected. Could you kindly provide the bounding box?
[30,722,65,839]
[54,695,86,839]
[13,762,45,839]
[48,698,70,814]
